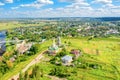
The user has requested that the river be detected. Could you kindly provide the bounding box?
[0,31,6,56]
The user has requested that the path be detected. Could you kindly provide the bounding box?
[8,50,46,80]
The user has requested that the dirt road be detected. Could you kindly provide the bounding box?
[8,50,46,80]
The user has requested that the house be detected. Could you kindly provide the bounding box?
[10,57,15,62]
[48,39,59,55]
[16,40,32,54]
[48,45,59,55]
[61,55,73,65]
[106,29,119,34]
[71,49,81,58]
[9,55,17,62]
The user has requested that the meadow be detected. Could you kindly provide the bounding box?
[25,37,120,80]
[62,37,120,79]
[0,21,46,30]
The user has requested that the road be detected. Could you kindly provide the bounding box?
[8,50,46,80]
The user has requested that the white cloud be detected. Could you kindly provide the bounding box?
[92,0,112,4]
[60,0,90,10]
[37,0,54,4]
[103,3,120,9]
[0,0,13,6]
[67,2,90,8]
[1,5,120,18]
[20,3,44,8]
[0,0,120,17]
[59,0,84,3]
[19,0,54,8]
[0,2,4,5]
[5,0,13,3]
[11,7,19,9]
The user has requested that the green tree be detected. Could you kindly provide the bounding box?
[19,71,23,80]
[31,65,39,78]
[30,45,38,54]
[24,71,29,80]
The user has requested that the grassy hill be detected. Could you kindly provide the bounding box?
[24,37,120,80]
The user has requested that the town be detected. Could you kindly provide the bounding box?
[0,18,120,80]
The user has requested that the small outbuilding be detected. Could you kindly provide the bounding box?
[71,49,81,58]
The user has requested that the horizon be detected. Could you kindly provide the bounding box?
[0,0,120,18]
[0,16,120,19]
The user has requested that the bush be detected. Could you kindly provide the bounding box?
[50,66,71,78]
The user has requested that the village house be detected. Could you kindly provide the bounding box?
[10,55,17,62]
[71,49,81,58]
[106,29,119,34]
[16,40,32,55]
[61,55,73,65]
[10,57,15,62]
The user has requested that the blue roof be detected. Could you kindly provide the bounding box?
[61,55,72,61]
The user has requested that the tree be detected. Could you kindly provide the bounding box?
[24,71,29,80]
[68,41,71,46]
[50,66,71,77]
[40,69,44,77]
[19,72,23,80]
[30,45,38,54]
[6,60,13,69]
[64,41,67,44]
[31,65,39,78]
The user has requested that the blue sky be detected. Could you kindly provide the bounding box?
[0,0,120,18]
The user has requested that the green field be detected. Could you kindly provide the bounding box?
[0,21,46,30]
[1,37,120,80]
[63,38,120,79]
[25,37,120,80]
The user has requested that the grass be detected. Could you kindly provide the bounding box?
[62,37,120,63]
[1,37,120,80]
[0,21,46,30]
[62,37,120,79]
[26,37,120,80]
[0,40,52,80]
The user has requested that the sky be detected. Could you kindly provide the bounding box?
[0,0,120,18]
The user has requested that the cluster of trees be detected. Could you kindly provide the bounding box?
[49,66,71,78]
[0,44,39,76]
[6,21,120,43]
[19,65,44,80]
